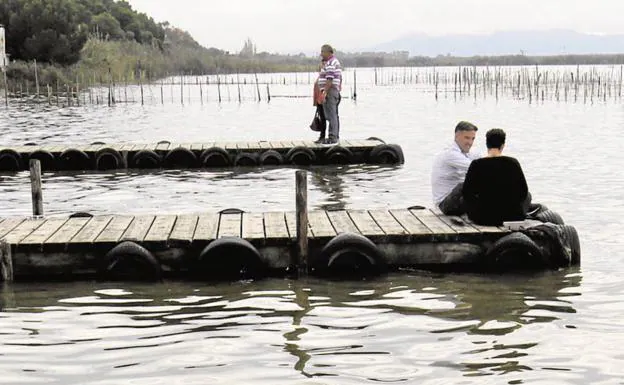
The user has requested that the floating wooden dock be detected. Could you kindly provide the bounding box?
[0,207,580,282]
[0,138,404,172]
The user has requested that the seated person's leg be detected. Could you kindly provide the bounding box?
[439,183,465,215]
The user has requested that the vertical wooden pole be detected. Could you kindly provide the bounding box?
[353,69,357,101]
[254,73,261,101]
[3,67,9,106]
[0,240,13,282]
[295,170,308,276]
[266,84,270,103]
[34,59,40,99]
[30,159,43,217]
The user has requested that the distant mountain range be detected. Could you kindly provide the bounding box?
[369,30,624,56]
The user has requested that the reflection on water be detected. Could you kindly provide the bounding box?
[0,270,588,384]
[2,66,624,384]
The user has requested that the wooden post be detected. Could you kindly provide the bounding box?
[353,69,357,101]
[295,170,308,276]
[0,240,12,282]
[254,73,261,102]
[266,84,270,103]
[3,67,8,106]
[30,159,44,217]
[34,59,40,99]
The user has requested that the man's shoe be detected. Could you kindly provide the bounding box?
[323,138,338,145]
[314,138,325,144]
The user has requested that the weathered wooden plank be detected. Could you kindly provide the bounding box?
[95,216,134,243]
[2,218,46,244]
[155,142,171,151]
[284,211,309,239]
[347,210,385,236]
[144,215,177,243]
[132,144,149,151]
[194,213,220,241]
[242,212,265,240]
[83,143,104,153]
[221,142,238,150]
[71,216,113,244]
[307,210,336,238]
[19,218,68,246]
[389,209,433,237]
[327,210,360,234]
[237,142,250,150]
[368,210,408,236]
[120,215,155,242]
[190,143,204,151]
[217,213,241,238]
[257,141,272,150]
[411,209,457,236]
[44,217,90,245]
[436,214,481,235]
[169,215,198,244]
[264,211,290,239]
[0,217,27,239]
[466,221,508,233]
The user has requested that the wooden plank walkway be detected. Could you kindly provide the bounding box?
[1,209,510,253]
[0,208,513,281]
[0,138,404,171]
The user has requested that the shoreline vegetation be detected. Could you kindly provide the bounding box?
[2,0,624,94]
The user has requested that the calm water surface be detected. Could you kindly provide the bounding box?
[1,67,623,384]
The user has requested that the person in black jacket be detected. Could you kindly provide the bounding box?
[462,128,531,225]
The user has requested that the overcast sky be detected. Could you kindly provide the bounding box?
[127,0,624,54]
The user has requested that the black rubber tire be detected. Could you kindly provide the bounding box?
[484,232,547,270]
[368,144,405,165]
[0,149,23,171]
[366,137,386,144]
[164,147,198,168]
[59,148,92,170]
[527,203,549,218]
[407,205,426,210]
[157,140,171,145]
[101,241,161,281]
[200,147,231,168]
[535,210,565,225]
[90,141,106,145]
[234,152,258,167]
[286,146,316,166]
[29,150,56,171]
[70,212,93,218]
[130,150,161,169]
[196,237,266,280]
[561,225,581,265]
[24,142,38,146]
[258,150,284,166]
[95,147,124,171]
[220,208,245,214]
[317,232,386,277]
[324,145,353,165]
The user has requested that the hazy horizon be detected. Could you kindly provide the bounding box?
[127,0,624,54]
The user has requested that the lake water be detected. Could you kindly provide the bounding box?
[1,66,623,384]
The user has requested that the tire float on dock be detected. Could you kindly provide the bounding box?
[0,139,405,172]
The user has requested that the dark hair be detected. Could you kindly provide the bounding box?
[454,121,478,133]
[485,128,506,149]
[321,44,334,54]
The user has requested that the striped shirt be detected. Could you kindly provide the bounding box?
[317,55,342,91]
[431,141,481,207]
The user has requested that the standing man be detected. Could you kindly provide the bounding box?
[431,121,481,215]
[318,44,342,145]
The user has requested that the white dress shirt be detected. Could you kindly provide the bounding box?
[431,142,481,207]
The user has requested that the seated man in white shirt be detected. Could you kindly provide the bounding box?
[431,121,481,215]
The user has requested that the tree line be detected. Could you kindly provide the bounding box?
[0,0,164,65]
